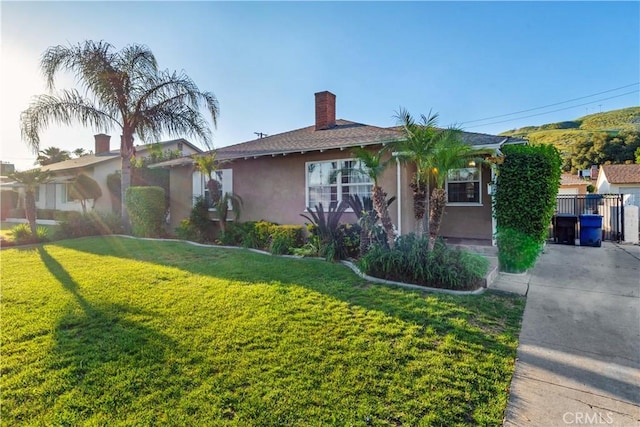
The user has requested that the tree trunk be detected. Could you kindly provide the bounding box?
[410,177,428,236]
[428,188,447,250]
[120,133,134,232]
[372,185,395,249]
[25,191,37,236]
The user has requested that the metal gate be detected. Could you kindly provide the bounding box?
[554,194,624,242]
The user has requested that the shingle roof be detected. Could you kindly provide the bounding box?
[601,164,640,184]
[40,138,201,172]
[561,173,590,186]
[216,119,402,160]
[386,126,526,147]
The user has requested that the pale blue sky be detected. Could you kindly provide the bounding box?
[1,1,638,170]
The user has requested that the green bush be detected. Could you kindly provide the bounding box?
[359,234,489,290]
[218,221,254,246]
[188,196,215,242]
[175,219,200,242]
[56,211,124,239]
[10,224,49,245]
[496,228,542,273]
[269,225,305,255]
[493,144,561,272]
[53,210,73,222]
[36,209,56,220]
[125,186,166,238]
[227,221,305,255]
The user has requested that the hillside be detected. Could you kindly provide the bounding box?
[499,107,640,171]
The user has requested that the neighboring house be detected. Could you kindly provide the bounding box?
[596,164,640,207]
[559,173,591,195]
[155,91,526,245]
[6,135,202,214]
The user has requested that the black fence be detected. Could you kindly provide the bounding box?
[552,194,624,242]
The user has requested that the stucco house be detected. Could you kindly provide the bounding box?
[155,91,526,245]
[596,163,640,207]
[7,135,202,215]
[559,173,591,195]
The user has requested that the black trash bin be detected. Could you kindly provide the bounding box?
[553,214,577,245]
[579,214,603,247]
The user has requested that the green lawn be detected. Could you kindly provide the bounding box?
[1,236,525,426]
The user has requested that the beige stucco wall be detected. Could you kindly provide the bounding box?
[167,146,494,241]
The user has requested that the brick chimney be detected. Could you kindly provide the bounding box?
[590,164,598,181]
[315,91,336,130]
[94,134,111,155]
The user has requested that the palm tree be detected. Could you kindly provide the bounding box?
[427,130,482,249]
[72,148,88,157]
[393,108,440,236]
[192,151,224,207]
[36,146,71,166]
[214,192,243,234]
[351,147,395,248]
[20,40,219,228]
[8,169,54,235]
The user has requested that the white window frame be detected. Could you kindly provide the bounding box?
[445,166,482,206]
[192,168,233,210]
[60,183,75,203]
[305,159,373,211]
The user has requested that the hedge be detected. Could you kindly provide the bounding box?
[125,186,166,237]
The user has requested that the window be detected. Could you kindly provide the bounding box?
[306,159,373,209]
[192,169,233,208]
[60,184,74,203]
[34,186,40,202]
[447,167,481,204]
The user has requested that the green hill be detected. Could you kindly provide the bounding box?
[499,107,640,171]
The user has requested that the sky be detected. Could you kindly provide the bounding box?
[1,1,638,171]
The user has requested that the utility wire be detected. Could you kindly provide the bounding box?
[464,90,639,129]
[460,82,639,125]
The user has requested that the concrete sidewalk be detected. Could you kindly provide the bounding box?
[490,242,640,426]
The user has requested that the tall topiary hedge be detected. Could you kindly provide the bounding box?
[125,186,166,237]
[493,144,561,272]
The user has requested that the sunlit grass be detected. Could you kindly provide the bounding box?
[1,236,524,425]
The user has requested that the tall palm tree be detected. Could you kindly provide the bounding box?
[393,108,440,236]
[36,146,71,166]
[428,130,482,249]
[8,169,54,235]
[20,40,219,227]
[351,147,395,248]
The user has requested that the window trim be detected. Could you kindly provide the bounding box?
[305,158,373,211]
[445,166,483,206]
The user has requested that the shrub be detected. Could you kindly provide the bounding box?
[188,196,215,242]
[359,234,489,290]
[69,174,102,212]
[493,144,561,272]
[36,209,56,220]
[125,186,166,238]
[218,221,253,246]
[56,211,124,239]
[301,202,349,261]
[10,224,49,245]
[53,210,73,222]
[269,225,305,255]
[175,219,200,242]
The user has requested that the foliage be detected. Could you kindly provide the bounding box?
[220,221,305,255]
[10,223,50,245]
[493,144,561,272]
[192,152,226,207]
[586,184,596,194]
[56,211,124,239]
[174,219,199,242]
[301,202,349,261]
[107,168,170,216]
[269,225,305,255]
[125,186,166,238]
[131,143,182,168]
[2,237,524,426]
[0,190,18,219]
[20,40,219,225]
[212,192,243,234]
[185,196,215,242]
[68,174,102,213]
[36,146,70,166]
[500,107,640,172]
[359,234,489,290]
[496,228,542,273]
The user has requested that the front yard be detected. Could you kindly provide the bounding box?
[1,236,524,425]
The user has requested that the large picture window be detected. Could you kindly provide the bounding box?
[447,167,481,204]
[192,169,233,208]
[306,159,373,208]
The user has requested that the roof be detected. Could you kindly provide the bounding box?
[561,173,590,186]
[40,138,201,173]
[600,164,640,184]
[152,120,526,168]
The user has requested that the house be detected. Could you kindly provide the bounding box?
[595,164,640,207]
[559,173,591,195]
[155,91,526,245]
[6,135,202,215]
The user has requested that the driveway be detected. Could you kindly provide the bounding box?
[502,242,640,426]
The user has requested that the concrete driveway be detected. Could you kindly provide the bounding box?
[500,242,640,426]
